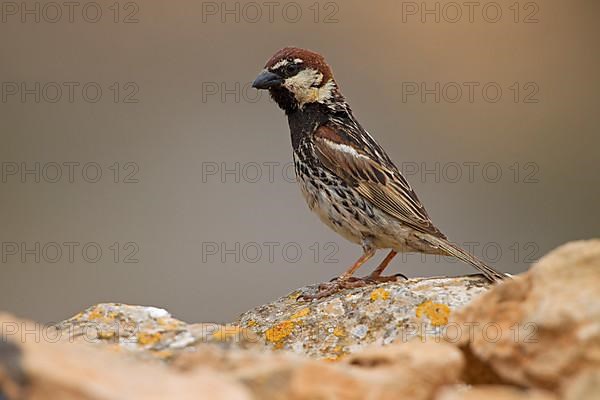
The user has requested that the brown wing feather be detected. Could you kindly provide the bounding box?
[313,125,445,238]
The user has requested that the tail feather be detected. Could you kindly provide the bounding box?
[425,236,509,282]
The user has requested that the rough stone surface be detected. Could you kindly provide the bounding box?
[237,275,490,359]
[562,368,600,400]
[57,303,262,361]
[453,240,600,392]
[175,339,465,400]
[436,385,558,400]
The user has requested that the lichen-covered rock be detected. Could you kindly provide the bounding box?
[0,313,252,400]
[237,276,490,359]
[58,303,262,361]
[453,240,600,392]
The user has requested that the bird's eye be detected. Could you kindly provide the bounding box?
[285,63,301,75]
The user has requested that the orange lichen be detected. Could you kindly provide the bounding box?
[290,308,311,320]
[416,301,451,326]
[370,288,391,301]
[265,321,295,343]
[137,331,163,346]
[333,326,346,337]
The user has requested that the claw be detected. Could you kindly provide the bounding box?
[298,278,370,301]
[362,273,408,284]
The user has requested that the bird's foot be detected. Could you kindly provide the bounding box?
[299,277,369,301]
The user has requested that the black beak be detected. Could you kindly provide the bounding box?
[252,70,283,90]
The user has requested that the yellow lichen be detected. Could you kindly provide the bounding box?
[87,307,104,321]
[245,320,257,327]
[265,321,295,343]
[97,330,116,340]
[333,326,346,337]
[289,292,302,300]
[370,288,391,301]
[416,301,451,326]
[290,308,310,320]
[137,331,163,346]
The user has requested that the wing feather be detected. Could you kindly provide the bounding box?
[313,124,445,238]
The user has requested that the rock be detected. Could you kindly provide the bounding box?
[57,303,262,361]
[562,368,600,400]
[174,339,464,400]
[435,385,557,400]
[237,276,490,359]
[0,313,251,400]
[452,240,600,392]
[341,340,465,399]
[2,312,465,400]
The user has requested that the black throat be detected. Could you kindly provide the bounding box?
[269,87,350,150]
[286,103,333,150]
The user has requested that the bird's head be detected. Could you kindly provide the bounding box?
[252,47,341,113]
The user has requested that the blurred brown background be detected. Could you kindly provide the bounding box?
[1,0,598,324]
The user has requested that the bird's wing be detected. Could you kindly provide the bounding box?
[313,124,445,238]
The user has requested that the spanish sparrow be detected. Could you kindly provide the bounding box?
[252,47,508,299]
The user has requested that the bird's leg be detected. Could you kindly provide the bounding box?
[337,247,376,283]
[364,250,407,282]
[300,247,376,301]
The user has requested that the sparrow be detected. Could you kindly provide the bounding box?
[252,47,508,299]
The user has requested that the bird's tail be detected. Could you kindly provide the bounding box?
[424,235,510,282]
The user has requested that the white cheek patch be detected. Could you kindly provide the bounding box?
[284,69,322,90]
[317,80,336,103]
[284,69,336,108]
